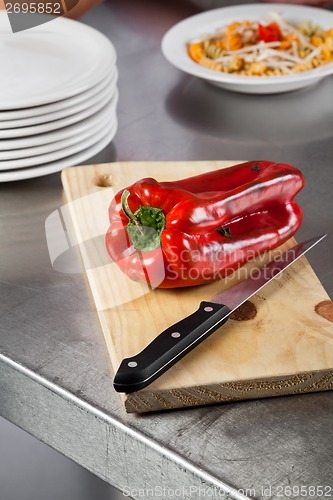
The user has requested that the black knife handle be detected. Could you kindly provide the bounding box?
[113,301,230,393]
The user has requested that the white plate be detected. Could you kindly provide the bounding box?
[162,3,333,94]
[0,120,118,182]
[0,90,118,150]
[0,113,116,170]
[0,89,116,139]
[0,104,114,160]
[0,66,118,122]
[0,12,116,109]
[0,75,117,129]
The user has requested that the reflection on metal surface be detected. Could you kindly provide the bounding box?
[166,75,333,145]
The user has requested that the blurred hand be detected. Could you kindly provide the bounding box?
[63,0,103,19]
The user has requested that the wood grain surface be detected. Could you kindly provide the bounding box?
[61,161,333,413]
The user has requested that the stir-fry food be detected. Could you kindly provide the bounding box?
[187,12,333,76]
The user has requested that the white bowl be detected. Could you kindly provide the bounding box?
[161,3,333,94]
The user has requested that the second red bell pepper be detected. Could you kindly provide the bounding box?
[105,161,304,288]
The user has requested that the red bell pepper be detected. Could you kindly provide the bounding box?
[105,161,304,288]
[258,22,282,43]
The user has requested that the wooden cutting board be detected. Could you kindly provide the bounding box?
[61,161,333,413]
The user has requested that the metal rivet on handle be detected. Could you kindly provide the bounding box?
[204,306,213,312]
[128,361,137,368]
[171,332,181,338]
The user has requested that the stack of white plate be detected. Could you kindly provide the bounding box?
[0,13,118,182]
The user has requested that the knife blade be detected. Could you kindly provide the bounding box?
[114,234,326,393]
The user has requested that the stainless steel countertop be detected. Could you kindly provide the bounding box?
[1,1,333,499]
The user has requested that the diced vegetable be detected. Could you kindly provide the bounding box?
[258,22,282,43]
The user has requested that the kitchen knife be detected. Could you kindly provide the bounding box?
[114,234,326,393]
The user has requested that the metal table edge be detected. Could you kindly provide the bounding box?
[0,352,252,500]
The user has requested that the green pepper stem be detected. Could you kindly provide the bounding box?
[121,189,145,238]
[121,189,138,223]
[120,189,166,252]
